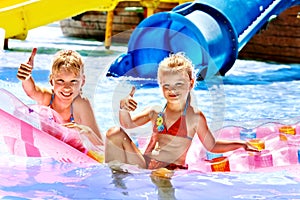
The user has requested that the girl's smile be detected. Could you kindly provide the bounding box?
[160,71,192,103]
[52,70,84,101]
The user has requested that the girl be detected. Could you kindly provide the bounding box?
[105,52,257,170]
[17,48,103,147]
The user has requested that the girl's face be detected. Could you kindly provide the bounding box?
[159,70,193,104]
[51,69,85,102]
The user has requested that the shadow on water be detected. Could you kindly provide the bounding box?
[223,62,300,85]
[2,60,300,87]
[107,61,300,92]
[0,68,50,83]
[5,47,125,57]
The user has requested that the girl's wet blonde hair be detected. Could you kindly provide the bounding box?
[157,52,195,82]
[51,50,84,77]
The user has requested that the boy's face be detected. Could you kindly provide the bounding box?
[51,69,85,102]
[159,70,193,104]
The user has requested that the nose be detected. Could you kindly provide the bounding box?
[168,86,176,91]
[62,82,72,89]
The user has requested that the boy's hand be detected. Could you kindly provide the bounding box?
[120,86,137,112]
[17,48,37,81]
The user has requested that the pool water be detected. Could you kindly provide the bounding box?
[0,23,300,199]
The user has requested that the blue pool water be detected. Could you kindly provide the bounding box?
[0,23,300,199]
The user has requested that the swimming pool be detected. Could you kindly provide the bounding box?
[0,23,300,199]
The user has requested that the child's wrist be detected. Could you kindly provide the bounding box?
[119,107,130,112]
[25,74,31,81]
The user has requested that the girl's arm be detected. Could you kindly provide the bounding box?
[73,97,102,141]
[119,86,153,129]
[143,132,158,155]
[120,107,153,129]
[196,112,258,153]
[22,77,52,105]
[17,48,51,105]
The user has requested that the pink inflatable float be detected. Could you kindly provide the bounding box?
[0,89,103,163]
[186,122,300,172]
[0,88,299,173]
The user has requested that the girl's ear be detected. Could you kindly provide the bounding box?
[190,79,195,88]
[81,75,86,87]
[49,74,54,86]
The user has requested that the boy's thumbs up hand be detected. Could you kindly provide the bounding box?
[17,48,37,81]
[120,86,137,112]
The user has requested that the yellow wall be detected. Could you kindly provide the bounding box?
[0,0,190,40]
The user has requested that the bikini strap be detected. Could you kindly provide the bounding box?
[161,94,189,115]
[48,93,54,107]
[183,94,190,116]
[70,104,75,123]
[48,93,75,123]
[162,104,167,112]
[70,95,80,123]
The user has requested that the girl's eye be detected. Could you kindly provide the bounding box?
[163,85,170,90]
[55,80,64,84]
[71,80,79,85]
[175,83,184,87]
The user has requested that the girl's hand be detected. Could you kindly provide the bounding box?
[17,48,37,81]
[63,122,104,146]
[120,86,137,112]
[64,122,92,133]
[244,141,260,152]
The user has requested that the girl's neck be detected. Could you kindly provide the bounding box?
[51,97,71,111]
[166,101,186,113]
[166,94,190,113]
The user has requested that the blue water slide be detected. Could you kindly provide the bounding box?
[107,0,300,80]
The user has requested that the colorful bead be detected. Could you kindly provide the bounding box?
[156,112,164,132]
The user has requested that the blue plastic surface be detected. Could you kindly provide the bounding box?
[107,0,300,79]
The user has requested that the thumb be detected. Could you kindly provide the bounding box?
[129,86,136,97]
[27,48,37,66]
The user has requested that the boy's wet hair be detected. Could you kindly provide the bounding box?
[157,52,194,81]
[51,50,84,76]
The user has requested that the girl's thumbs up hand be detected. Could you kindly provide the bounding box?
[120,86,137,112]
[17,48,37,81]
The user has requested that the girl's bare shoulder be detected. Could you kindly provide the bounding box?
[187,106,206,123]
[73,95,92,108]
[141,105,163,120]
[41,89,53,106]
